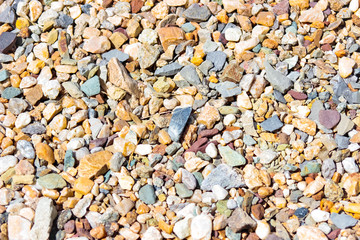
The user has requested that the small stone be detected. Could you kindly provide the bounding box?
[142,226,162,240]
[296,226,328,240]
[155,62,183,76]
[77,151,112,179]
[251,204,265,220]
[342,157,359,173]
[260,115,283,132]
[300,160,321,176]
[212,185,228,200]
[17,140,35,159]
[83,36,111,53]
[8,215,32,240]
[2,87,21,99]
[174,217,191,239]
[256,12,275,27]
[42,80,61,99]
[168,106,192,142]
[190,214,212,240]
[197,105,221,129]
[225,27,242,42]
[180,65,201,86]
[138,43,160,69]
[310,209,329,222]
[182,169,197,190]
[0,32,17,54]
[157,27,185,51]
[183,4,211,22]
[35,142,55,164]
[81,76,101,97]
[227,208,257,233]
[33,42,49,61]
[30,197,57,240]
[74,177,94,195]
[0,156,17,174]
[206,51,227,72]
[292,118,316,136]
[256,220,271,239]
[339,57,355,78]
[175,183,193,198]
[139,184,156,204]
[218,146,246,167]
[334,114,355,135]
[318,110,340,129]
[37,173,67,189]
[330,213,358,229]
[201,164,244,191]
[264,61,293,93]
[72,195,92,218]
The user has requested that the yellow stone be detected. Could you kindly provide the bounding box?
[77,151,113,179]
[158,194,166,201]
[16,17,30,29]
[27,59,45,74]
[55,65,78,74]
[191,56,203,66]
[113,137,136,156]
[49,114,67,133]
[209,75,218,83]
[158,219,173,234]
[344,203,360,214]
[74,177,94,195]
[63,197,79,209]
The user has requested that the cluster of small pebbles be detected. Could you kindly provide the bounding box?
[2,0,360,239]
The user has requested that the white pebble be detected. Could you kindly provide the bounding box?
[223,114,236,126]
[212,185,228,201]
[310,209,329,222]
[205,143,217,158]
[255,220,271,239]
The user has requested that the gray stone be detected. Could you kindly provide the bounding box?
[206,51,227,72]
[154,62,183,76]
[198,60,213,75]
[260,115,283,132]
[0,69,10,82]
[330,213,358,229]
[218,146,246,167]
[201,164,245,191]
[0,53,15,63]
[64,150,75,171]
[321,159,336,179]
[56,13,74,28]
[175,183,193,198]
[0,7,16,25]
[1,87,21,99]
[183,3,211,22]
[57,209,72,230]
[181,169,197,190]
[289,190,303,203]
[308,100,324,122]
[102,49,129,62]
[62,82,84,98]
[227,208,257,233]
[30,197,57,240]
[168,106,192,142]
[165,142,182,155]
[139,184,156,204]
[214,81,242,98]
[110,152,126,172]
[335,134,349,149]
[80,76,101,97]
[180,65,201,86]
[17,140,35,159]
[8,98,28,115]
[334,114,355,135]
[22,122,47,135]
[264,61,293,93]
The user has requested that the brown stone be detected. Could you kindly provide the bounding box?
[221,62,244,83]
[90,225,107,239]
[251,204,265,220]
[255,12,275,27]
[35,142,55,164]
[77,151,113,179]
[131,0,144,13]
[108,57,140,98]
[24,84,43,105]
[157,27,185,51]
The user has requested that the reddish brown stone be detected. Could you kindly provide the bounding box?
[198,129,219,138]
[273,0,289,15]
[251,204,265,220]
[152,144,167,155]
[187,137,208,153]
[64,220,75,234]
[288,90,307,100]
[131,0,144,13]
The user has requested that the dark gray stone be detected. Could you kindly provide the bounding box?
[154,62,183,76]
[102,49,129,62]
[180,65,201,86]
[0,32,17,54]
[56,13,74,28]
[264,61,293,93]
[330,213,358,229]
[168,106,192,142]
[201,164,245,191]
[183,3,211,22]
[273,90,287,104]
[260,115,284,132]
[206,51,227,72]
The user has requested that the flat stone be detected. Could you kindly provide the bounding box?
[214,81,242,98]
[102,49,129,62]
[334,114,355,135]
[168,106,192,142]
[218,146,246,167]
[201,164,245,191]
[0,156,18,175]
[180,65,201,86]
[139,184,156,204]
[330,213,358,229]
[2,87,21,99]
[206,51,227,72]
[83,36,111,53]
[183,3,211,22]
[0,70,10,82]
[0,32,16,54]
[30,197,57,240]
[227,208,257,233]
[300,160,321,176]
[138,43,160,69]
[175,183,193,198]
[260,115,283,132]
[77,151,112,179]
[264,61,293,93]
[22,122,46,135]
[288,90,307,100]
[81,75,101,97]
[62,82,84,98]
[319,110,340,129]
[37,173,67,189]
[155,62,183,76]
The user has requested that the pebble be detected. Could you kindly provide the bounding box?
[139,184,156,204]
[318,110,340,129]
